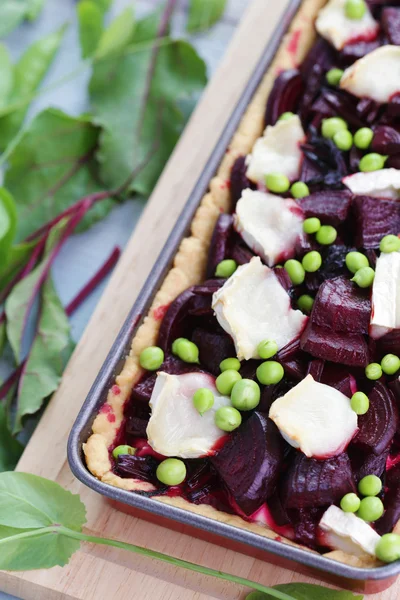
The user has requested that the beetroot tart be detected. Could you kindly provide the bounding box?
[84,0,400,568]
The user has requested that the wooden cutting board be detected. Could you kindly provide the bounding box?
[2,1,399,598]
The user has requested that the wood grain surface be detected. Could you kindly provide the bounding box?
[2,0,399,598]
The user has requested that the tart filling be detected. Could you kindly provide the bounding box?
[84,0,400,568]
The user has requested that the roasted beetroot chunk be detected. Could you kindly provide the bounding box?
[311,276,371,335]
[115,455,159,483]
[297,190,352,226]
[352,196,400,249]
[211,412,285,515]
[265,69,304,126]
[281,452,356,510]
[206,214,233,278]
[382,8,400,45]
[376,464,400,535]
[290,507,327,548]
[320,363,357,398]
[371,125,400,155]
[230,156,252,206]
[300,320,370,367]
[349,446,389,484]
[352,383,399,455]
[191,327,235,376]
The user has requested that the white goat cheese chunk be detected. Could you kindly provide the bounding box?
[245,115,305,184]
[340,46,400,103]
[320,506,381,557]
[343,169,400,200]
[370,251,400,339]
[316,0,378,51]
[269,375,358,458]
[234,189,304,267]
[212,257,307,361]
[147,372,230,459]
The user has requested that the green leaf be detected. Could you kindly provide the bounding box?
[0,472,86,530]
[95,0,112,10]
[0,405,23,471]
[0,44,14,109]
[0,25,66,151]
[187,0,227,33]
[95,6,135,59]
[0,188,17,264]
[14,276,72,432]
[0,239,38,291]
[77,0,104,59]
[5,220,66,361]
[0,1,28,38]
[4,108,111,241]
[246,584,363,600]
[90,10,207,197]
[0,322,6,356]
[25,0,45,21]
[0,528,81,571]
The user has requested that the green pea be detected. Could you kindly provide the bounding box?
[291,182,310,198]
[216,369,242,395]
[139,346,164,371]
[357,496,384,522]
[340,492,361,513]
[231,379,261,411]
[156,458,187,486]
[380,234,400,254]
[381,354,400,375]
[358,474,382,497]
[350,391,369,415]
[297,294,314,314]
[193,388,214,415]
[215,259,237,278]
[345,251,369,274]
[376,533,400,563]
[214,406,242,432]
[321,117,348,140]
[359,153,387,172]
[303,217,321,234]
[265,172,290,194]
[279,112,295,121]
[316,225,337,246]
[326,68,344,86]
[365,362,383,381]
[284,259,305,285]
[175,339,200,364]
[333,130,353,151]
[302,251,322,273]
[172,337,186,355]
[258,339,278,360]
[354,127,374,150]
[256,361,284,385]
[345,0,367,20]
[220,357,241,372]
[351,266,375,288]
[112,445,136,459]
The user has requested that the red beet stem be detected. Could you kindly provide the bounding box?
[0,361,25,401]
[65,246,121,316]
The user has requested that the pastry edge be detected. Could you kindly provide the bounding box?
[83,0,378,569]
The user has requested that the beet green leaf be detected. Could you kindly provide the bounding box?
[187,0,227,33]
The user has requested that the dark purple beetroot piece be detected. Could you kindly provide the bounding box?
[299,39,335,123]
[130,354,202,404]
[258,379,296,414]
[126,416,148,438]
[115,454,159,482]
[158,288,195,351]
[274,267,292,293]
[267,491,291,526]
[280,358,308,381]
[376,464,400,535]
[356,98,381,125]
[378,330,400,357]
[277,338,301,362]
[289,507,327,549]
[300,320,369,367]
[301,131,348,189]
[311,276,371,335]
[320,363,357,398]
[352,196,400,249]
[230,156,252,206]
[312,89,364,129]
[281,452,356,509]
[371,126,400,155]
[206,214,233,278]
[265,69,303,126]
[389,375,400,405]
[353,382,399,455]
[211,412,285,515]
[192,327,235,376]
[307,359,325,381]
[296,190,352,227]
[229,234,255,265]
[340,38,381,64]
[349,446,389,484]
[382,8,400,45]
[295,232,319,257]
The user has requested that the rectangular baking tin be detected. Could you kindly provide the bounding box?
[68,1,400,592]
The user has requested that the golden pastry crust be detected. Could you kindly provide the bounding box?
[83,0,379,569]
